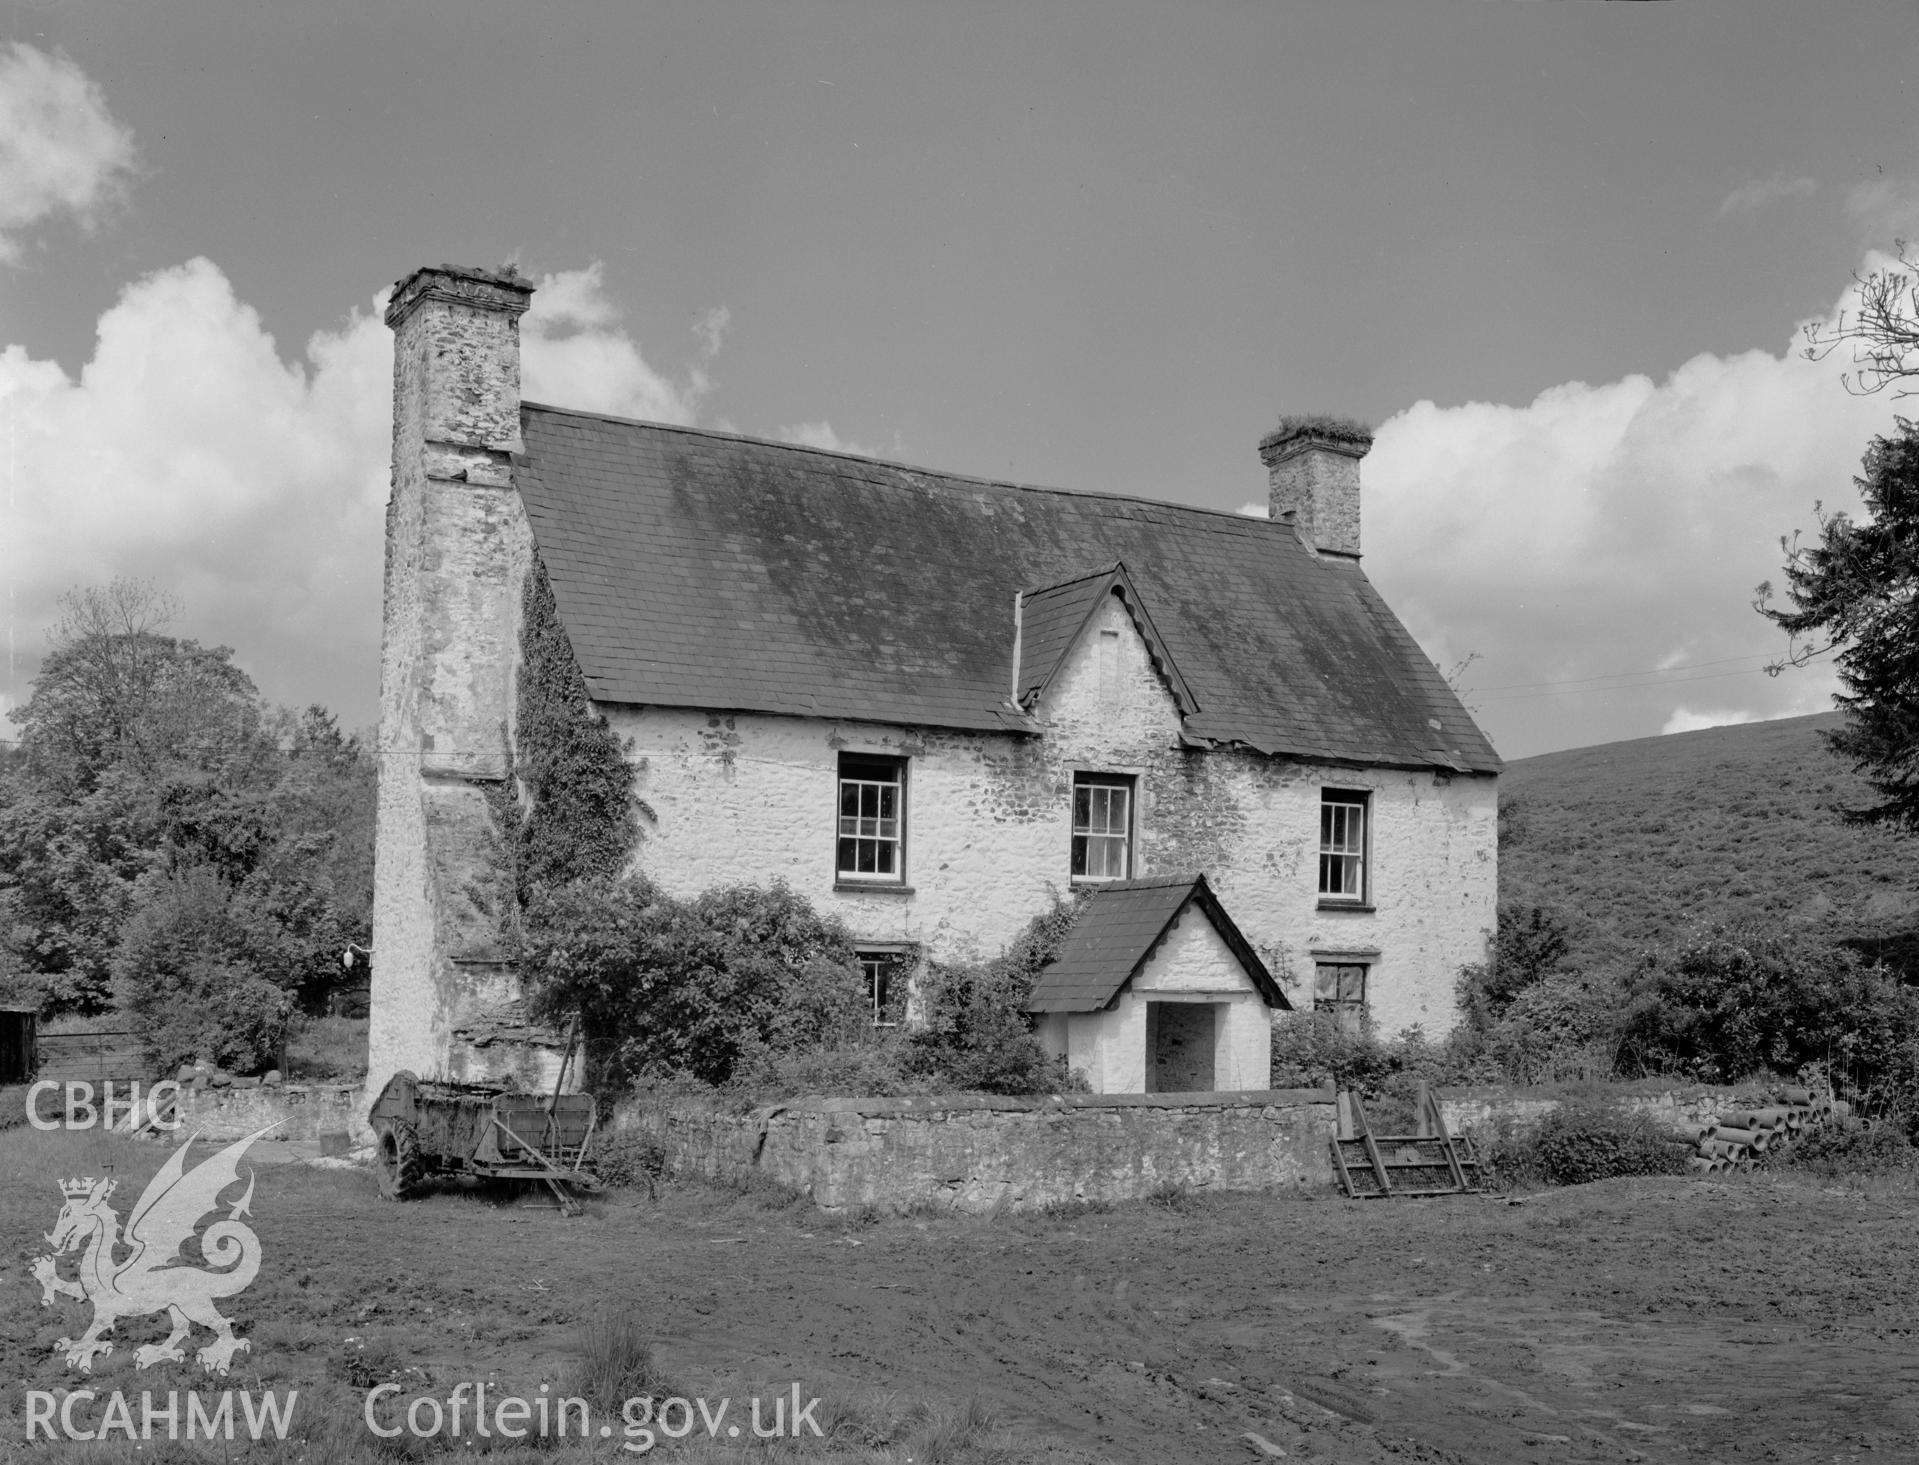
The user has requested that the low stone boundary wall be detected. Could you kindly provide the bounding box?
[174,1082,370,1145]
[616,1087,1338,1214]
[1440,1085,1748,1139]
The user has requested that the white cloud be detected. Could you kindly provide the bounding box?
[1661,707,1757,737]
[1362,255,1908,759]
[779,420,889,459]
[1717,173,1817,219]
[520,262,720,424]
[1236,500,1268,518]
[0,44,137,263]
[1,257,727,729]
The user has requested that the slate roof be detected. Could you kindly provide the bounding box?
[1015,564,1198,716]
[1024,875,1288,1014]
[513,405,1502,773]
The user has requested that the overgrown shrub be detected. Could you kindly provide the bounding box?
[1482,1100,1691,1188]
[1455,902,1577,1033]
[112,864,294,1073]
[282,1014,367,1081]
[726,1036,940,1101]
[518,876,869,1093]
[901,896,1083,1096]
[1772,1116,1918,1178]
[1269,1010,1404,1093]
[1473,970,1623,1085]
[590,1129,671,1191]
[1618,923,1919,1113]
[509,560,639,900]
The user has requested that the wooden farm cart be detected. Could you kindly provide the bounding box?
[368,1071,603,1215]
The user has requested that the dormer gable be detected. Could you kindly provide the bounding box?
[1011,562,1199,719]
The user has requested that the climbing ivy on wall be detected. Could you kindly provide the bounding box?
[504,557,640,907]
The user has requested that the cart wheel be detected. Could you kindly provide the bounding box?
[376,1121,424,1201]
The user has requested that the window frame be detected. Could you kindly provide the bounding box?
[1070,771,1136,884]
[1317,788,1371,907]
[1313,961,1369,1034]
[836,754,908,885]
[856,944,914,1028]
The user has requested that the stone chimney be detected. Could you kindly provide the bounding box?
[1258,416,1372,557]
[370,265,539,1097]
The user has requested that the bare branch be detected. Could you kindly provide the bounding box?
[1802,240,1919,397]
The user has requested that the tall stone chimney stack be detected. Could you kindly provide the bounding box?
[369,265,537,1096]
[1259,416,1372,558]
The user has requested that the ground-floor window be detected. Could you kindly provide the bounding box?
[856,946,914,1027]
[1314,962,1368,1034]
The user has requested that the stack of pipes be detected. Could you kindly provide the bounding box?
[1682,1086,1850,1174]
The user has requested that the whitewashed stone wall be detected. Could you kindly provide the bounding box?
[605,593,1497,1039]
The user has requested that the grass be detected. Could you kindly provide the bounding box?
[1502,712,1919,981]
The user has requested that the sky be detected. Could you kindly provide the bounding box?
[1,1,1915,762]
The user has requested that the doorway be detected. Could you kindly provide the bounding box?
[1147,1002,1216,1092]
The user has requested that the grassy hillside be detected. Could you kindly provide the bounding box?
[1500,713,1918,980]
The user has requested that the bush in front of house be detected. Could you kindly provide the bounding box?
[1469,969,1624,1086]
[1269,1009,1405,1093]
[1617,922,1919,1113]
[518,875,871,1093]
[1482,1099,1691,1188]
[901,896,1085,1097]
[1446,902,1626,1085]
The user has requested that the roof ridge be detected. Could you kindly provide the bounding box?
[519,401,1292,531]
[1023,563,1122,597]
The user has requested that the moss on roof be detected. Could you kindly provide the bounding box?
[514,404,1501,773]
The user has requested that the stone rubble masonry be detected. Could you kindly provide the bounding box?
[1439,1084,1752,1139]
[616,1087,1339,1214]
[369,265,538,1103]
[1260,427,1368,558]
[174,1082,372,1145]
[605,591,1496,1038]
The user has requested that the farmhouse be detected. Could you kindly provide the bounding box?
[367,263,1501,1099]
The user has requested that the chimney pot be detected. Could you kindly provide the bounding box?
[1259,415,1372,557]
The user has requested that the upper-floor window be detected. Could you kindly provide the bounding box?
[837,755,905,882]
[1318,789,1369,903]
[1072,773,1134,881]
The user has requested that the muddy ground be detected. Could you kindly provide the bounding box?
[5,1127,1916,1463]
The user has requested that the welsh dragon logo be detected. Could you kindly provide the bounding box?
[32,1126,274,1375]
